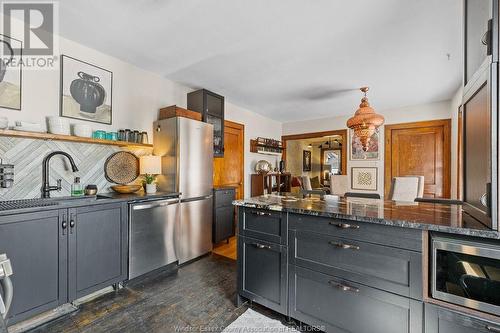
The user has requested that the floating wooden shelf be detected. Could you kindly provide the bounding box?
[250,138,284,155]
[0,129,153,148]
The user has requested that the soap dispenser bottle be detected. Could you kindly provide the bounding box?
[71,177,84,197]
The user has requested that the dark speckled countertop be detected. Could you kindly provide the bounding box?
[0,191,180,217]
[233,194,500,239]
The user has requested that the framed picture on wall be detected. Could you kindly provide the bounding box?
[351,167,378,191]
[303,150,312,171]
[0,34,22,110]
[60,55,113,124]
[351,129,379,160]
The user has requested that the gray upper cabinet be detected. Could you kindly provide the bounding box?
[187,89,225,157]
[0,210,67,324]
[425,304,500,333]
[68,203,127,300]
[464,0,494,85]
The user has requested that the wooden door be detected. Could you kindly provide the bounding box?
[385,120,451,198]
[213,120,244,199]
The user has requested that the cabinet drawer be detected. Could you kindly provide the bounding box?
[238,236,288,315]
[425,304,500,333]
[289,230,422,299]
[214,189,235,208]
[289,266,423,333]
[289,214,422,251]
[240,208,286,244]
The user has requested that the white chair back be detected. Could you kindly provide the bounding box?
[405,175,425,198]
[330,175,348,196]
[389,177,420,202]
[301,176,312,191]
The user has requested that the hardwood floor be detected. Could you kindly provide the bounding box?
[28,255,246,333]
[212,236,237,260]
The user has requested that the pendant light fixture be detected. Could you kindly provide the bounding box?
[346,87,384,151]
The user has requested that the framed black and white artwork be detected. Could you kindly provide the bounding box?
[60,55,113,124]
[303,150,312,172]
[351,167,378,191]
[0,34,22,110]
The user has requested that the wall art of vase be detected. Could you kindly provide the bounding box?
[60,55,113,124]
[0,34,22,110]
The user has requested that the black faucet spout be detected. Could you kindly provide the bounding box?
[41,151,79,198]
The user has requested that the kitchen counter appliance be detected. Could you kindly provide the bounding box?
[129,198,180,279]
[431,234,500,316]
[154,117,214,264]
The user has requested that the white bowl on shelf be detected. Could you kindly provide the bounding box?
[47,116,70,135]
[72,124,92,138]
[0,117,8,129]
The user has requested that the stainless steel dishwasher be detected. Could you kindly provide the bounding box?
[129,197,180,279]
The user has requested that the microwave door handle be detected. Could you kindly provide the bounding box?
[480,182,492,217]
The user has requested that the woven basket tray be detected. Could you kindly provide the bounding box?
[104,151,140,184]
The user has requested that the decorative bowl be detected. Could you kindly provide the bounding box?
[255,160,272,174]
[73,124,92,138]
[111,185,142,194]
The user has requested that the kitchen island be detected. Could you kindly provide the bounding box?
[234,194,500,333]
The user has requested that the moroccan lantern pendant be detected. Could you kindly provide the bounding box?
[346,87,384,151]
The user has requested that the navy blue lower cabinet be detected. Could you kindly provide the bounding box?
[0,210,67,325]
[424,304,500,333]
[0,202,128,325]
[289,265,423,333]
[237,235,288,315]
[68,203,128,300]
[288,229,423,299]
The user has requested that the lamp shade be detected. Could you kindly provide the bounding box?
[140,155,162,175]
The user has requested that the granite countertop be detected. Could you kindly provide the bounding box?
[0,191,180,216]
[233,194,500,239]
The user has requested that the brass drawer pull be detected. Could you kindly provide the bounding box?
[252,211,272,217]
[329,281,360,293]
[329,241,360,250]
[486,326,500,332]
[330,222,359,229]
[253,243,272,250]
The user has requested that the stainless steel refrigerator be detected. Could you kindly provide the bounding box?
[153,117,214,264]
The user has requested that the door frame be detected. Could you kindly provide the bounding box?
[213,119,245,199]
[384,119,452,198]
[282,129,348,176]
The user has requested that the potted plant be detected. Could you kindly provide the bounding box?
[140,155,162,194]
[144,174,157,194]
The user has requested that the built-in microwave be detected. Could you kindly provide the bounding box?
[431,235,500,316]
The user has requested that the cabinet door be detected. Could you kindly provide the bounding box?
[424,304,500,333]
[68,203,127,300]
[0,210,67,324]
[464,0,493,85]
[289,266,423,333]
[206,114,224,157]
[213,206,234,243]
[238,236,288,315]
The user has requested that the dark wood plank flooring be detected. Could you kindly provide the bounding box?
[28,254,247,333]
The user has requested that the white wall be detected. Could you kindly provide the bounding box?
[283,100,457,198]
[0,33,281,199]
[225,103,282,198]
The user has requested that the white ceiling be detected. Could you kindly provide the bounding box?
[58,0,462,122]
